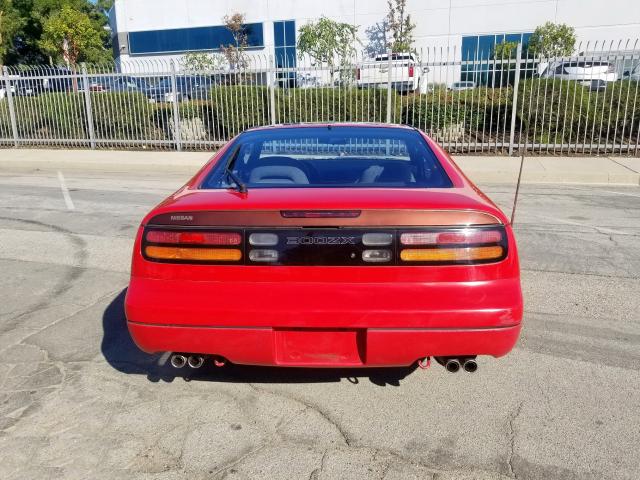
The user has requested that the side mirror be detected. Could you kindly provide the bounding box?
[623,70,630,77]
[422,66,430,74]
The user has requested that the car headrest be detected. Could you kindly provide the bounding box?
[360,164,415,184]
[249,166,310,185]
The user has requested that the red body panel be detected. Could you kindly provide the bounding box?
[125,124,523,367]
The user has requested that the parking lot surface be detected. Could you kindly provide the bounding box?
[0,163,639,480]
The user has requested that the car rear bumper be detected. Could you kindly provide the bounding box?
[127,322,521,367]
[357,81,416,91]
[125,275,522,367]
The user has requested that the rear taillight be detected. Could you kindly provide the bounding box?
[408,65,414,78]
[356,67,361,80]
[143,228,243,263]
[399,227,507,264]
[141,226,507,266]
[400,230,502,246]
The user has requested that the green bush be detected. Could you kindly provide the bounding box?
[208,86,271,138]
[276,87,401,125]
[518,79,640,146]
[401,87,512,139]
[91,92,160,141]
[205,86,402,138]
[4,93,87,139]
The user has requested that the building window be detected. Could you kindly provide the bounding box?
[274,20,296,86]
[274,20,296,67]
[461,32,533,86]
[128,23,264,55]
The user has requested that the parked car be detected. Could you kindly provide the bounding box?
[539,60,618,85]
[356,53,427,93]
[146,75,214,102]
[622,64,640,82]
[86,75,151,93]
[296,72,323,89]
[0,84,16,100]
[125,123,523,372]
[11,66,75,96]
[448,81,476,91]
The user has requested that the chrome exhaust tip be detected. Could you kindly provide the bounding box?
[170,354,187,368]
[187,355,205,369]
[462,358,478,373]
[444,359,461,373]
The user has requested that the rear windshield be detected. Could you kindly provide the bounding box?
[201,126,452,189]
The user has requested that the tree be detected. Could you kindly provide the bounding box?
[492,40,519,87]
[0,0,23,65]
[220,12,248,70]
[297,16,359,82]
[493,40,519,60]
[528,22,576,58]
[39,4,109,64]
[364,20,388,58]
[1,0,112,65]
[182,51,226,72]
[385,0,415,53]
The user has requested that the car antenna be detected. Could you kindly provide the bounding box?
[224,145,248,194]
[510,151,525,225]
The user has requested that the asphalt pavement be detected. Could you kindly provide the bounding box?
[0,158,639,480]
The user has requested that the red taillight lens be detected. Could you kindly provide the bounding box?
[399,228,507,264]
[356,68,361,80]
[146,230,241,245]
[408,65,414,78]
[400,230,502,245]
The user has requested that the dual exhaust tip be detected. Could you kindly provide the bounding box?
[437,357,478,373]
[170,353,214,369]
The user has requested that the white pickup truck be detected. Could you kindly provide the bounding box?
[356,53,426,93]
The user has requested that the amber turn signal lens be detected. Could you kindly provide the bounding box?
[145,246,242,261]
[400,246,504,262]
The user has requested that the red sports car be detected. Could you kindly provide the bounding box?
[125,124,522,373]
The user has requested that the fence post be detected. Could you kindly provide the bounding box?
[80,64,96,149]
[508,43,523,156]
[268,54,277,125]
[170,61,182,151]
[3,66,19,147]
[386,49,393,123]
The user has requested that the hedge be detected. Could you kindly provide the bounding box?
[206,86,402,138]
[401,86,512,132]
[1,82,638,150]
[518,79,640,146]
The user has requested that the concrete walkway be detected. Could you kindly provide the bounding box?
[1,148,639,185]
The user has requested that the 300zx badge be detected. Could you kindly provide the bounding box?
[286,236,357,245]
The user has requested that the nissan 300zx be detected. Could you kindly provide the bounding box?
[125,124,523,372]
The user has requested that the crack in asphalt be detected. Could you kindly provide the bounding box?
[246,383,352,447]
[208,402,311,479]
[1,287,125,359]
[308,448,328,480]
[0,216,89,330]
[507,401,524,479]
